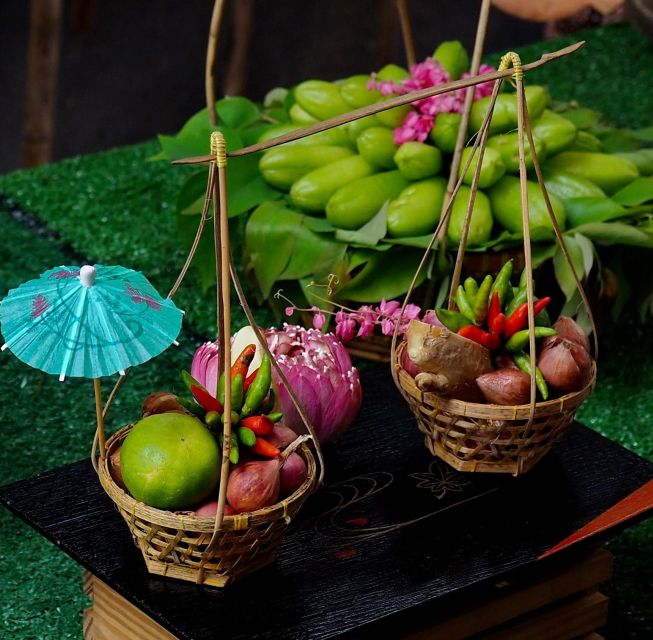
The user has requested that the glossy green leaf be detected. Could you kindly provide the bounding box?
[570,222,653,248]
[216,97,261,130]
[612,177,653,206]
[341,247,427,302]
[564,197,628,227]
[531,242,556,269]
[553,235,585,300]
[334,203,388,247]
[280,231,346,281]
[245,202,299,298]
[303,217,335,233]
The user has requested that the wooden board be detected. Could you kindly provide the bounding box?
[1,363,652,640]
[82,549,612,640]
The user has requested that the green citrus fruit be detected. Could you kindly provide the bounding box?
[120,413,220,510]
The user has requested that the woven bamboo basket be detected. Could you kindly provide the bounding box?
[98,426,316,587]
[395,342,595,474]
[387,46,596,475]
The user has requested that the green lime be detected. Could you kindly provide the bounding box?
[120,413,220,510]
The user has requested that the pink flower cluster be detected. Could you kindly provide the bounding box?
[368,58,495,144]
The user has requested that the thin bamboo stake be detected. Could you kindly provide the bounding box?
[438,0,492,245]
[447,77,502,310]
[509,53,538,434]
[205,0,227,126]
[523,103,599,359]
[389,73,505,390]
[395,0,416,67]
[208,131,231,549]
[174,41,584,165]
[94,379,106,460]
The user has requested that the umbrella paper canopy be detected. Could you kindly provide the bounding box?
[0,264,183,380]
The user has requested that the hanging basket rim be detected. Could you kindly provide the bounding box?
[394,340,596,420]
[99,425,318,532]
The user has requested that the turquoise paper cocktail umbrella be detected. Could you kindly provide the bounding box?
[0,264,183,457]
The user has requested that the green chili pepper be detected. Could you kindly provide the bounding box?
[228,373,244,412]
[490,259,514,308]
[463,277,479,304]
[260,388,276,415]
[505,327,557,352]
[176,397,206,418]
[473,275,493,324]
[267,411,283,423]
[218,373,244,411]
[219,433,240,465]
[513,351,549,400]
[519,267,529,289]
[205,410,220,427]
[242,355,272,417]
[435,308,472,332]
[236,426,257,448]
[505,281,535,318]
[455,286,476,323]
[220,410,240,426]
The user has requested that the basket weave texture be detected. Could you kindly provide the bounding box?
[395,342,595,476]
[99,426,317,587]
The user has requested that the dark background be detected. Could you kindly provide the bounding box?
[0,0,543,174]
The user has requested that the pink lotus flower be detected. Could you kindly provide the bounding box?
[265,325,362,443]
[191,339,221,396]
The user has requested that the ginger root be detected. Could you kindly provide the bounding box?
[405,319,493,401]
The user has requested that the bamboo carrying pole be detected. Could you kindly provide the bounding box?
[176,42,585,168]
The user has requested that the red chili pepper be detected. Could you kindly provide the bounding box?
[504,297,551,338]
[487,292,505,335]
[457,325,501,350]
[251,437,281,459]
[190,384,223,414]
[244,369,258,393]
[231,344,257,380]
[241,415,274,436]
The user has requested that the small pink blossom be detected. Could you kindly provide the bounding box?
[379,299,400,316]
[285,306,294,317]
[335,310,357,342]
[353,305,378,338]
[312,307,326,330]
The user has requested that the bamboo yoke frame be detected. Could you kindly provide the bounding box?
[93,6,596,541]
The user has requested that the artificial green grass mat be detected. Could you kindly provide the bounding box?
[1,21,652,639]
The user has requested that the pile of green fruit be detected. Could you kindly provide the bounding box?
[155,40,653,320]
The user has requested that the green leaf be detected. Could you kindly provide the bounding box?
[245,201,300,298]
[177,207,216,292]
[303,217,335,233]
[178,170,210,214]
[341,247,427,303]
[633,126,653,144]
[280,230,347,281]
[157,114,242,161]
[531,242,556,269]
[216,97,261,130]
[553,235,585,300]
[228,173,282,217]
[383,234,434,249]
[570,222,653,248]
[564,197,628,227]
[334,204,388,247]
[573,233,594,277]
[612,177,653,206]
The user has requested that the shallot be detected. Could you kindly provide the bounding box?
[476,368,531,405]
[267,425,299,449]
[538,339,591,393]
[227,459,281,513]
[549,316,590,352]
[280,453,308,496]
